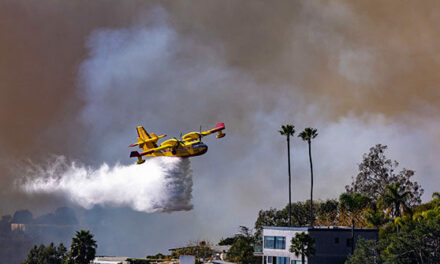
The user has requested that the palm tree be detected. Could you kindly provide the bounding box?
[290,232,315,264]
[279,124,295,226]
[339,192,371,254]
[379,183,412,232]
[298,127,318,227]
[70,230,97,264]
[379,183,412,219]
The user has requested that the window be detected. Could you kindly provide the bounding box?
[276,257,290,264]
[275,236,286,249]
[264,236,275,249]
[264,236,286,249]
[334,237,339,244]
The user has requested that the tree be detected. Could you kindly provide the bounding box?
[227,226,259,264]
[298,127,318,227]
[364,208,389,229]
[339,192,371,254]
[254,202,309,241]
[345,237,380,264]
[219,236,238,246]
[289,232,315,264]
[346,144,423,206]
[379,183,412,219]
[255,200,342,241]
[383,218,440,263]
[316,199,339,226]
[279,124,295,226]
[22,243,67,264]
[70,230,97,264]
[432,192,440,207]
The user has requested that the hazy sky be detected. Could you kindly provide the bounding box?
[1,0,440,257]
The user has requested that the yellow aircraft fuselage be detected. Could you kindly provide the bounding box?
[142,141,208,158]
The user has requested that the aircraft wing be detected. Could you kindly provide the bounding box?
[130,139,179,158]
[181,123,226,142]
[129,145,169,158]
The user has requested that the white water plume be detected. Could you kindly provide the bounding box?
[21,156,193,213]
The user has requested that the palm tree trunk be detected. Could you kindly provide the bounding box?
[287,136,292,226]
[301,252,305,264]
[308,139,314,227]
[351,216,355,254]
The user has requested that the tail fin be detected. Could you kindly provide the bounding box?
[135,126,157,151]
[129,126,166,151]
[212,122,226,138]
[137,126,150,140]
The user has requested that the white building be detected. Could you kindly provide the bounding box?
[92,256,130,264]
[260,226,378,264]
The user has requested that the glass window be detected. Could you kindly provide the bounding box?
[264,236,285,249]
[275,236,286,249]
[277,257,290,264]
[264,236,275,249]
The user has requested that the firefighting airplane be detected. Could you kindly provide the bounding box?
[129,123,226,164]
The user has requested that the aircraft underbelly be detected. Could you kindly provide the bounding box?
[144,145,208,158]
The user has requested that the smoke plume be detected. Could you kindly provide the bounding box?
[21,156,193,213]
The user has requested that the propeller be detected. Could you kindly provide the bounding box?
[199,125,202,142]
[172,137,183,154]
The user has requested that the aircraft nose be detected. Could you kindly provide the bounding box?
[200,144,208,153]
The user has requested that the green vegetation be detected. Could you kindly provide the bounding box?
[170,241,212,260]
[22,243,67,264]
[345,237,379,264]
[70,230,97,264]
[289,232,315,264]
[218,236,238,245]
[227,226,260,264]
[298,127,318,227]
[339,192,371,253]
[347,201,440,263]
[22,230,96,264]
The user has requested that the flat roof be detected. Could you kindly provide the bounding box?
[263,226,378,232]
